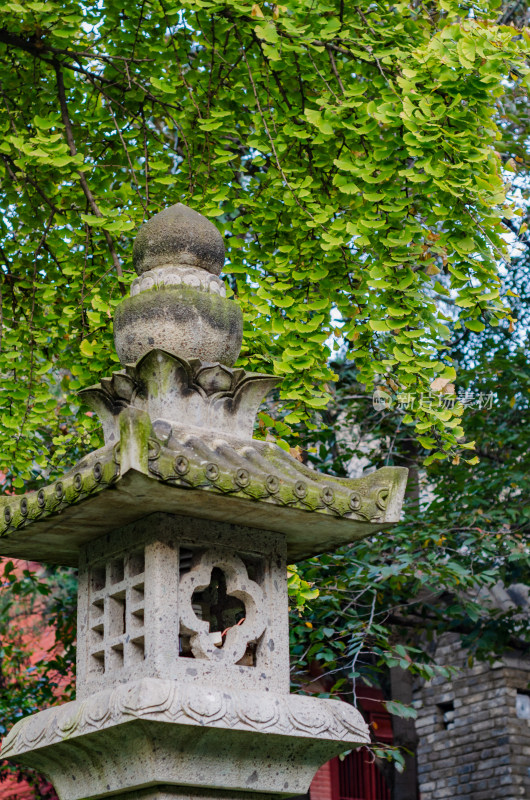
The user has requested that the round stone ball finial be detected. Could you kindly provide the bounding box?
[133,203,225,276]
[114,202,242,367]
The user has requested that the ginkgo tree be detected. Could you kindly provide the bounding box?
[0,0,527,490]
[0,1,530,796]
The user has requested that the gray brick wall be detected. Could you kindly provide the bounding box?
[413,635,530,799]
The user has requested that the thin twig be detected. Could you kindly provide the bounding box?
[0,154,60,214]
[107,103,147,212]
[54,61,125,294]
[15,212,54,447]
[306,50,340,101]
[237,33,317,223]
[326,45,345,95]
[351,591,377,707]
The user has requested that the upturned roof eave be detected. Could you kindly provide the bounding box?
[0,419,407,565]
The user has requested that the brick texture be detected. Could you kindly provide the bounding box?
[414,634,530,800]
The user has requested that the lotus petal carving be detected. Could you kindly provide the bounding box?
[79,349,279,443]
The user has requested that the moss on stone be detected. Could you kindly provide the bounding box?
[116,284,240,332]
[114,285,243,367]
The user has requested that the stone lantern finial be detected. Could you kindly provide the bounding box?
[114,203,243,367]
[132,202,225,275]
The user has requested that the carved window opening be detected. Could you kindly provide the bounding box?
[437,700,455,730]
[88,549,146,675]
[91,566,105,592]
[110,558,124,584]
[195,567,246,633]
[516,690,530,719]
[178,548,265,667]
[180,567,249,658]
[179,547,193,574]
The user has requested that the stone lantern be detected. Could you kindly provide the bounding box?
[0,204,407,800]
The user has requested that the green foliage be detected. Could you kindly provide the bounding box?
[0,0,527,486]
[0,560,76,734]
[0,559,76,790]
[1,0,530,787]
[290,307,530,714]
[287,563,319,610]
[383,700,417,721]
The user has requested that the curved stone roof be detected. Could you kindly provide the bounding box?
[0,401,407,565]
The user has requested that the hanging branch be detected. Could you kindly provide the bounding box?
[497,0,526,24]
[54,60,126,295]
[502,217,530,251]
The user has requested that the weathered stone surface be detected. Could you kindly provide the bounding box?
[2,678,369,759]
[116,204,241,367]
[130,265,227,298]
[0,432,408,565]
[79,349,278,443]
[2,685,368,800]
[114,288,243,367]
[133,204,225,276]
[1,201,406,800]
[0,347,408,567]
[2,500,369,800]
[74,514,290,698]
[70,791,284,800]
[179,549,266,664]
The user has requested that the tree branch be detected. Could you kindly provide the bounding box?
[326,45,345,95]
[502,217,530,251]
[0,154,60,215]
[0,27,178,117]
[0,28,117,85]
[53,60,125,294]
[497,0,525,25]
[387,612,530,653]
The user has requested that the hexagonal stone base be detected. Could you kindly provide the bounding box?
[2,678,370,800]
